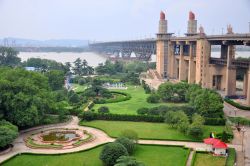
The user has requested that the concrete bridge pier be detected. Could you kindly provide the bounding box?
[243,73,248,96]
[188,43,196,84]
[225,45,236,96]
[178,43,188,81]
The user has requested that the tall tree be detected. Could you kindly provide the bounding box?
[73,58,82,75]
[0,47,21,67]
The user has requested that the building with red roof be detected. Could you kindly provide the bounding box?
[203,138,228,155]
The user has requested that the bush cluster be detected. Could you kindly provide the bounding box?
[98,106,110,114]
[141,80,151,94]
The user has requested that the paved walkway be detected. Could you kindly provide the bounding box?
[224,102,250,166]
[0,115,243,164]
[186,150,195,166]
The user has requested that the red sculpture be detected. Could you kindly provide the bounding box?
[160,11,165,20]
[189,11,195,20]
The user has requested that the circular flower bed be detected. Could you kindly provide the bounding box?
[24,128,95,150]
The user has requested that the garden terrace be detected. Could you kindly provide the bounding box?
[92,85,186,115]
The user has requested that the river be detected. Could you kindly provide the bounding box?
[18,52,107,67]
[18,51,250,67]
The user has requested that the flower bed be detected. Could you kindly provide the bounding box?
[24,128,95,150]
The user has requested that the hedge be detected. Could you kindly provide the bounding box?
[204,117,226,125]
[226,148,236,166]
[80,112,164,123]
[224,98,250,110]
[94,91,131,104]
[229,117,250,126]
[104,91,131,103]
[80,112,225,125]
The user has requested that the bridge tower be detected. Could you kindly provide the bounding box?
[156,11,172,78]
[186,11,197,35]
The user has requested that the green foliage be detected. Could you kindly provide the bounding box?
[0,120,18,148]
[72,58,94,76]
[115,156,145,166]
[141,80,151,94]
[121,72,140,85]
[99,142,129,166]
[78,78,86,85]
[115,137,136,155]
[23,58,66,73]
[229,116,250,126]
[45,70,65,90]
[0,47,21,67]
[119,130,138,144]
[146,94,160,103]
[68,93,80,104]
[81,111,95,121]
[158,82,189,102]
[98,106,110,114]
[226,148,236,166]
[188,114,205,138]
[165,111,189,133]
[80,112,164,123]
[137,108,149,115]
[194,89,224,117]
[216,131,233,143]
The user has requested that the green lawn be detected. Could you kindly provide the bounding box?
[193,153,226,166]
[2,145,189,166]
[80,120,225,141]
[72,84,88,93]
[93,85,185,115]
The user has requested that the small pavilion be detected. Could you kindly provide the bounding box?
[203,138,228,155]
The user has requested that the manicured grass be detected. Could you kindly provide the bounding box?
[193,152,226,166]
[80,120,225,141]
[93,85,186,115]
[2,145,189,166]
[72,84,87,93]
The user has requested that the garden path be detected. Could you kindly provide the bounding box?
[224,102,250,166]
[0,116,242,164]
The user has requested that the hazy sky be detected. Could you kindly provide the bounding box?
[0,0,249,41]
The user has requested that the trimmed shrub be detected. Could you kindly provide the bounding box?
[226,148,236,166]
[229,117,250,126]
[224,98,250,110]
[78,78,86,85]
[204,117,225,125]
[99,142,128,166]
[137,107,149,115]
[80,112,164,123]
[98,106,110,114]
[115,137,136,155]
[80,111,94,121]
[147,94,160,103]
[104,91,131,103]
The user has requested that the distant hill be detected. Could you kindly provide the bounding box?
[0,37,88,47]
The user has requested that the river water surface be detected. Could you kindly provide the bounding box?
[18,51,250,67]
